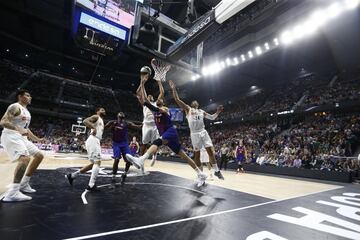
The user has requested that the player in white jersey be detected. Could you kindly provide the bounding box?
[65,107,106,191]
[169,80,225,182]
[136,66,163,166]
[0,90,45,202]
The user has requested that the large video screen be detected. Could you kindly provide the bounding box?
[75,0,142,29]
[169,108,184,122]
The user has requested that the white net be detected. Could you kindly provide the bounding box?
[151,58,171,82]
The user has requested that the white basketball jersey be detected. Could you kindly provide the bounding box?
[143,101,156,124]
[90,116,104,140]
[186,108,205,133]
[2,103,31,134]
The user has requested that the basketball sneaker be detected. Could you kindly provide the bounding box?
[20,183,36,193]
[196,172,207,187]
[126,154,144,170]
[120,173,127,184]
[65,174,74,185]
[3,190,32,202]
[214,171,225,180]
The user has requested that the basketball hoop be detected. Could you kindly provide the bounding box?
[151,58,171,82]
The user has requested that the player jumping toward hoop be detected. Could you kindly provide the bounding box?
[169,80,225,180]
[136,66,162,166]
[127,77,207,186]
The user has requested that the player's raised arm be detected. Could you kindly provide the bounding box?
[104,120,115,129]
[168,80,190,113]
[156,80,165,101]
[204,105,224,120]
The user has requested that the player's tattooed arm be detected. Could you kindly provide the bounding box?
[83,115,99,129]
[0,104,23,132]
[204,105,224,120]
[168,80,190,113]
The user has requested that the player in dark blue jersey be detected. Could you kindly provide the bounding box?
[105,112,141,184]
[126,77,207,185]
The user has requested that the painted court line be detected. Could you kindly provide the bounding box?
[70,186,343,240]
[81,182,206,204]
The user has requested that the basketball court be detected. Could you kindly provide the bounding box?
[2,152,358,240]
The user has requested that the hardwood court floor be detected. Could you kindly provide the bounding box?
[0,152,341,200]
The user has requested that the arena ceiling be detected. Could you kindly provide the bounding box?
[0,0,359,105]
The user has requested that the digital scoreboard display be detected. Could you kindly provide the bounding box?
[75,0,141,29]
[79,12,127,40]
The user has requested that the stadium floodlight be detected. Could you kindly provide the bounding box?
[220,61,226,69]
[248,51,253,58]
[264,42,270,50]
[233,57,239,65]
[241,54,246,62]
[280,30,294,45]
[226,58,231,66]
[309,10,328,28]
[255,46,262,55]
[191,74,199,81]
[6,49,10,52]
[273,38,279,46]
[327,2,343,18]
[292,24,305,39]
[202,66,209,76]
[25,54,29,57]
[345,0,359,10]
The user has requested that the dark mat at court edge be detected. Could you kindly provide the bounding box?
[0,169,271,240]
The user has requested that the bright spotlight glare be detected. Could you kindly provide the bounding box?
[273,38,279,46]
[220,61,226,69]
[302,20,318,36]
[202,67,209,76]
[233,57,239,65]
[345,0,359,10]
[280,31,294,45]
[248,51,253,58]
[264,42,270,50]
[255,46,262,55]
[226,58,231,66]
[327,2,343,18]
[310,10,328,28]
[292,24,305,39]
[241,54,246,61]
[191,75,197,81]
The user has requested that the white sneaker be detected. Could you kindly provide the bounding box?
[3,190,32,202]
[196,172,208,187]
[126,154,144,169]
[20,183,36,193]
